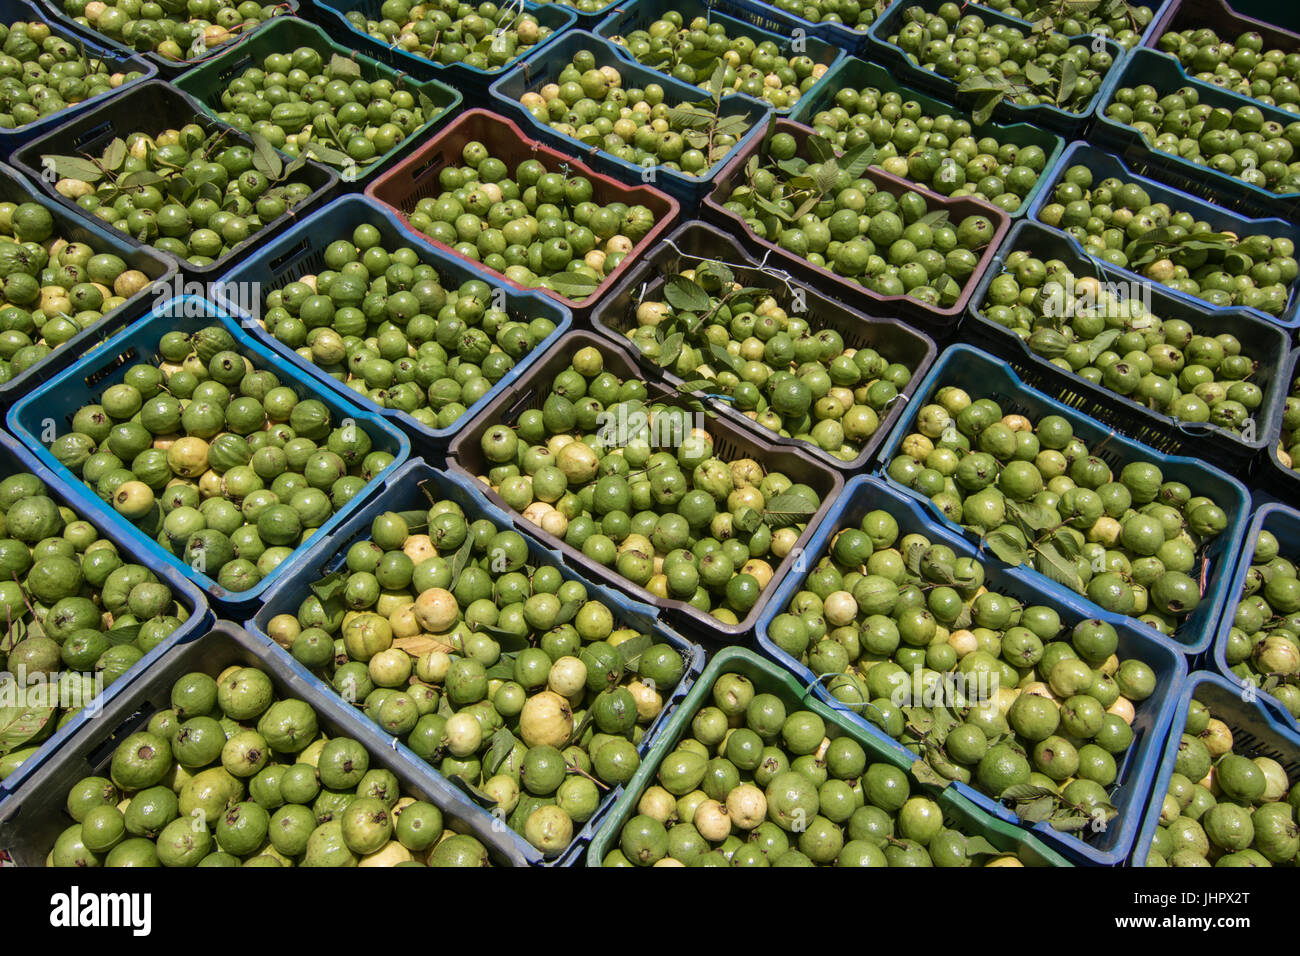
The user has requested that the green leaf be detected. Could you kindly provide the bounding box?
[105,625,142,647]
[546,272,600,298]
[838,142,876,180]
[963,835,1002,857]
[122,170,165,188]
[567,708,595,745]
[248,130,283,180]
[1058,59,1078,105]
[910,758,948,787]
[1024,62,1052,87]
[1018,795,1057,824]
[814,159,840,196]
[1049,809,1093,832]
[733,507,762,535]
[310,569,347,603]
[762,488,821,528]
[103,137,127,172]
[663,275,712,313]
[708,60,729,104]
[1034,540,1084,593]
[708,343,739,373]
[0,704,56,754]
[483,652,519,681]
[469,622,530,652]
[985,529,1030,566]
[665,104,715,130]
[1087,328,1121,363]
[553,599,584,627]
[713,114,752,139]
[42,154,103,183]
[958,74,1010,94]
[305,143,354,170]
[616,633,654,669]
[970,90,1004,126]
[806,134,835,166]
[659,332,684,369]
[1001,783,1058,802]
[447,534,475,594]
[484,727,517,776]
[776,157,809,178]
[919,209,950,229]
[329,52,363,81]
[1007,500,1054,532]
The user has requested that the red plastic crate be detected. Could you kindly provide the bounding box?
[364,107,681,315]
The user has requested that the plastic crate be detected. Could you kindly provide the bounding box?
[864,0,1125,138]
[29,0,300,78]
[0,621,528,866]
[1094,49,1300,222]
[0,162,176,411]
[589,218,938,473]
[211,194,572,453]
[364,107,680,316]
[0,430,212,812]
[874,344,1251,655]
[306,0,578,91]
[1027,143,1300,331]
[788,55,1065,219]
[753,473,1187,865]
[10,79,340,283]
[1207,502,1300,723]
[593,0,847,117]
[1145,0,1300,71]
[488,30,772,205]
[446,328,845,644]
[245,457,705,866]
[0,0,157,149]
[586,645,1075,865]
[532,0,623,27]
[965,219,1292,472]
[1257,346,1300,503]
[173,16,463,190]
[702,116,1011,337]
[5,295,411,616]
[1129,670,1300,866]
[708,0,874,53]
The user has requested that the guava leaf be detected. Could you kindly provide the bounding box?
[546,273,600,299]
[910,758,948,788]
[1006,500,1054,532]
[484,652,519,681]
[919,210,950,229]
[568,708,595,745]
[42,154,103,183]
[104,625,141,647]
[304,144,353,169]
[958,74,1008,94]
[1058,60,1078,106]
[1034,540,1084,593]
[665,105,714,130]
[762,488,821,528]
[329,52,363,80]
[985,529,1030,566]
[469,622,529,652]
[553,599,584,627]
[1017,795,1057,823]
[709,343,739,374]
[249,130,283,180]
[805,135,835,166]
[616,633,654,669]
[1024,62,1052,87]
[1087,328,1120,363]
[447,534,475,594]
[1001,783,1057,802]
[963,835,1002,857]
[714,114,752,139]
[777,157,809,178]
[904,707,934,734]
[392,635,454,656]
[663,276,711,313]
[1050,529,1081,560]
[677,379,718,396]
[310,569,347,602]
[122,170,165,189]
[484,728,517,776]
[1049,808,1093,832]
[969,90,1003,126]
[733,507,762,535]
[0,704,55,754]
[838,142,876,180]
[103,138,127,172]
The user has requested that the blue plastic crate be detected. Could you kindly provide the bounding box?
[4,295,411,617]
[306,0,578,91]
[488,29,772,204]
[1094,49,1300,222]
[753,473,1188,865]
[788,55,1065,219]
[0,161,176,411]
[1207,502,1300,725]
[865,0,1125,138]
[0,0,157,149]
[0,621,530,866]
[245,457,705,867]
[28,0,300,77]
[874,344,1251,655]
[1129,670,1300,866]
[211,194,573,453]
[1027,143,1300,331]
[1259,346,1300,504]
[0,429,212,812]
[965,219,1293,472]
[533,0,624,27]
[593,0,846,116]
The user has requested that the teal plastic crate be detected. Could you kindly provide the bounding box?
[245,457,705,866]
[594,0,846,116]
[173,16,462,189]
[874,344,1251,654]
